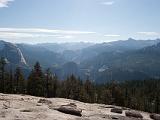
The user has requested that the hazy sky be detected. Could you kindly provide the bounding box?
[0,0,160,43]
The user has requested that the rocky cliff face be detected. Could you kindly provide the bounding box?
[0,40,27,66]
[0,93,157,120]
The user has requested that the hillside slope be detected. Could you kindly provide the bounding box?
[0,40,27,66]
[80,41,160,83]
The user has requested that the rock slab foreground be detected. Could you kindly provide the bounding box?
[0,93,158,120]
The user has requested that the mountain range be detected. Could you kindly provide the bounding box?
[1,38,160,83]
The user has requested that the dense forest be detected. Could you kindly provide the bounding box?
[0,57,159,114]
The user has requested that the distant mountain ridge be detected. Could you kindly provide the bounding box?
[59,38,160,63]
[36,42,94,53]
[1,39,160,82]
[17,43,66,68]
[80,40,160,83]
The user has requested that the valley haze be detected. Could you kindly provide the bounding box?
[1,38,160,83]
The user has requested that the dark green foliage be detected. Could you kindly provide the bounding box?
[45,69,58,98]
[4,69,13,93]
[14,67,25,94]
[121,80,160,113]
[93,79,160,114]
[83,79,95,103]
[0,57,6,93]
[27,62,45,97]
[58,75,81,100]
[0,60,160,114]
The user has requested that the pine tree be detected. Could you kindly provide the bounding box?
[58,75,81,100]
[14,67,25,94]
[4,69,14,93]
[68,75,81,100]
[27,62,45,97]
[45,68,50,97]
[52,74,58,97]
[9,69,14,93]
[0,57,6,93]
[155,94,160,113]
[79,85,88,102]
[84,79,95,103]
[45,68,57,98]
[109,80,124,106]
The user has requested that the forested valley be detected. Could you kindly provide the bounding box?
[0,57,159,114]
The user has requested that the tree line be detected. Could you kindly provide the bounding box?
[0,57,159,114]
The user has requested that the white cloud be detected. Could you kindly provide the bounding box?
[104,34,120,37]
[0,0,14,8]
[57,35,74,39]
[0,28,96,35]
[137,32,160,36]
[0,28,123,42]
[0,32,34,39]
[0,28,95,39]
[0,32,63,39]
[101,1,115,5]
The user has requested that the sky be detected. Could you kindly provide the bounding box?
[0,0,160,43]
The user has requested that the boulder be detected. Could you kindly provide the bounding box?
[111,108,123,114]
[69,103,77,107]
[100,105,115,109]
[57,103,82,116]
[37,99,52,105]
[150,113,160,120]
[2,101,10,109]
[20,109,32,112]
[111,116,119,119]
[125,110,143,118]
